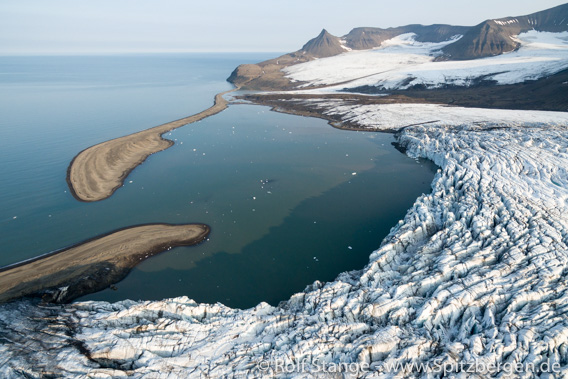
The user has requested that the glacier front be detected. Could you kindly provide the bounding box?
[1,104,568,378]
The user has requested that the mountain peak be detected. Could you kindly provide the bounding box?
[300,29,346,58]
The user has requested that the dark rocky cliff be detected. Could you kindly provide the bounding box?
[440,3,568,60]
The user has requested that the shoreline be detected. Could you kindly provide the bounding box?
[235,93,442,133]
[0,223,210,304]
[67,88,237,202]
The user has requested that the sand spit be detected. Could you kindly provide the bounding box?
[67,89,235,202]
[0,223,210,303]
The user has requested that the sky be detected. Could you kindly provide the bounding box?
[0,0,566,54]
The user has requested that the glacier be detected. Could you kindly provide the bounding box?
[283,31,568,92]
[1,102,567,377]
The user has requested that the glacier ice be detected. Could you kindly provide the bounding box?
[283,31,568,92]
[1,103,568,377]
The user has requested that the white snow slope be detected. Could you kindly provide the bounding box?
[1,103,568,378]
[283,31,568,91]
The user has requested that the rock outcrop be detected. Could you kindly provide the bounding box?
[440,3,568,60]
[300,28,346,57]
[227,29,346,90]
[226,63,263,87]
[344,24,468,50]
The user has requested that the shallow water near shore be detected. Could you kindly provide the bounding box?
[0,54,436,308]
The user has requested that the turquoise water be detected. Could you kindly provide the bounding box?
[0,54,436,309]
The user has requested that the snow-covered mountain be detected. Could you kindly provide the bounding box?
[229,3,568,95]
[342,24,469,51]
[441,2,568,60]
[283,30,568,92]
[299,24,469,56]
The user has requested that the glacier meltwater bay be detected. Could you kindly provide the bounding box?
[0,54,436,308]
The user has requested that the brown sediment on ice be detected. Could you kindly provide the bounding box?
[235,93,439,133]
[67,89,236,202]
[0,223,210,303]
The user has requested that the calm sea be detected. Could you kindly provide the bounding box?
[0,54,436,308]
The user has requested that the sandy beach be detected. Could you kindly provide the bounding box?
[0,223,209,303]
[67,89,235,202]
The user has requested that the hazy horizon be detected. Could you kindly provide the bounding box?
[1,0,567,55]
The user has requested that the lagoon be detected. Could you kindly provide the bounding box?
[0,54,436,308]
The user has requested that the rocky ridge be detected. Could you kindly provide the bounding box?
[228,3,568,90]
[343,24,468,50]
[440,2,568,60]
